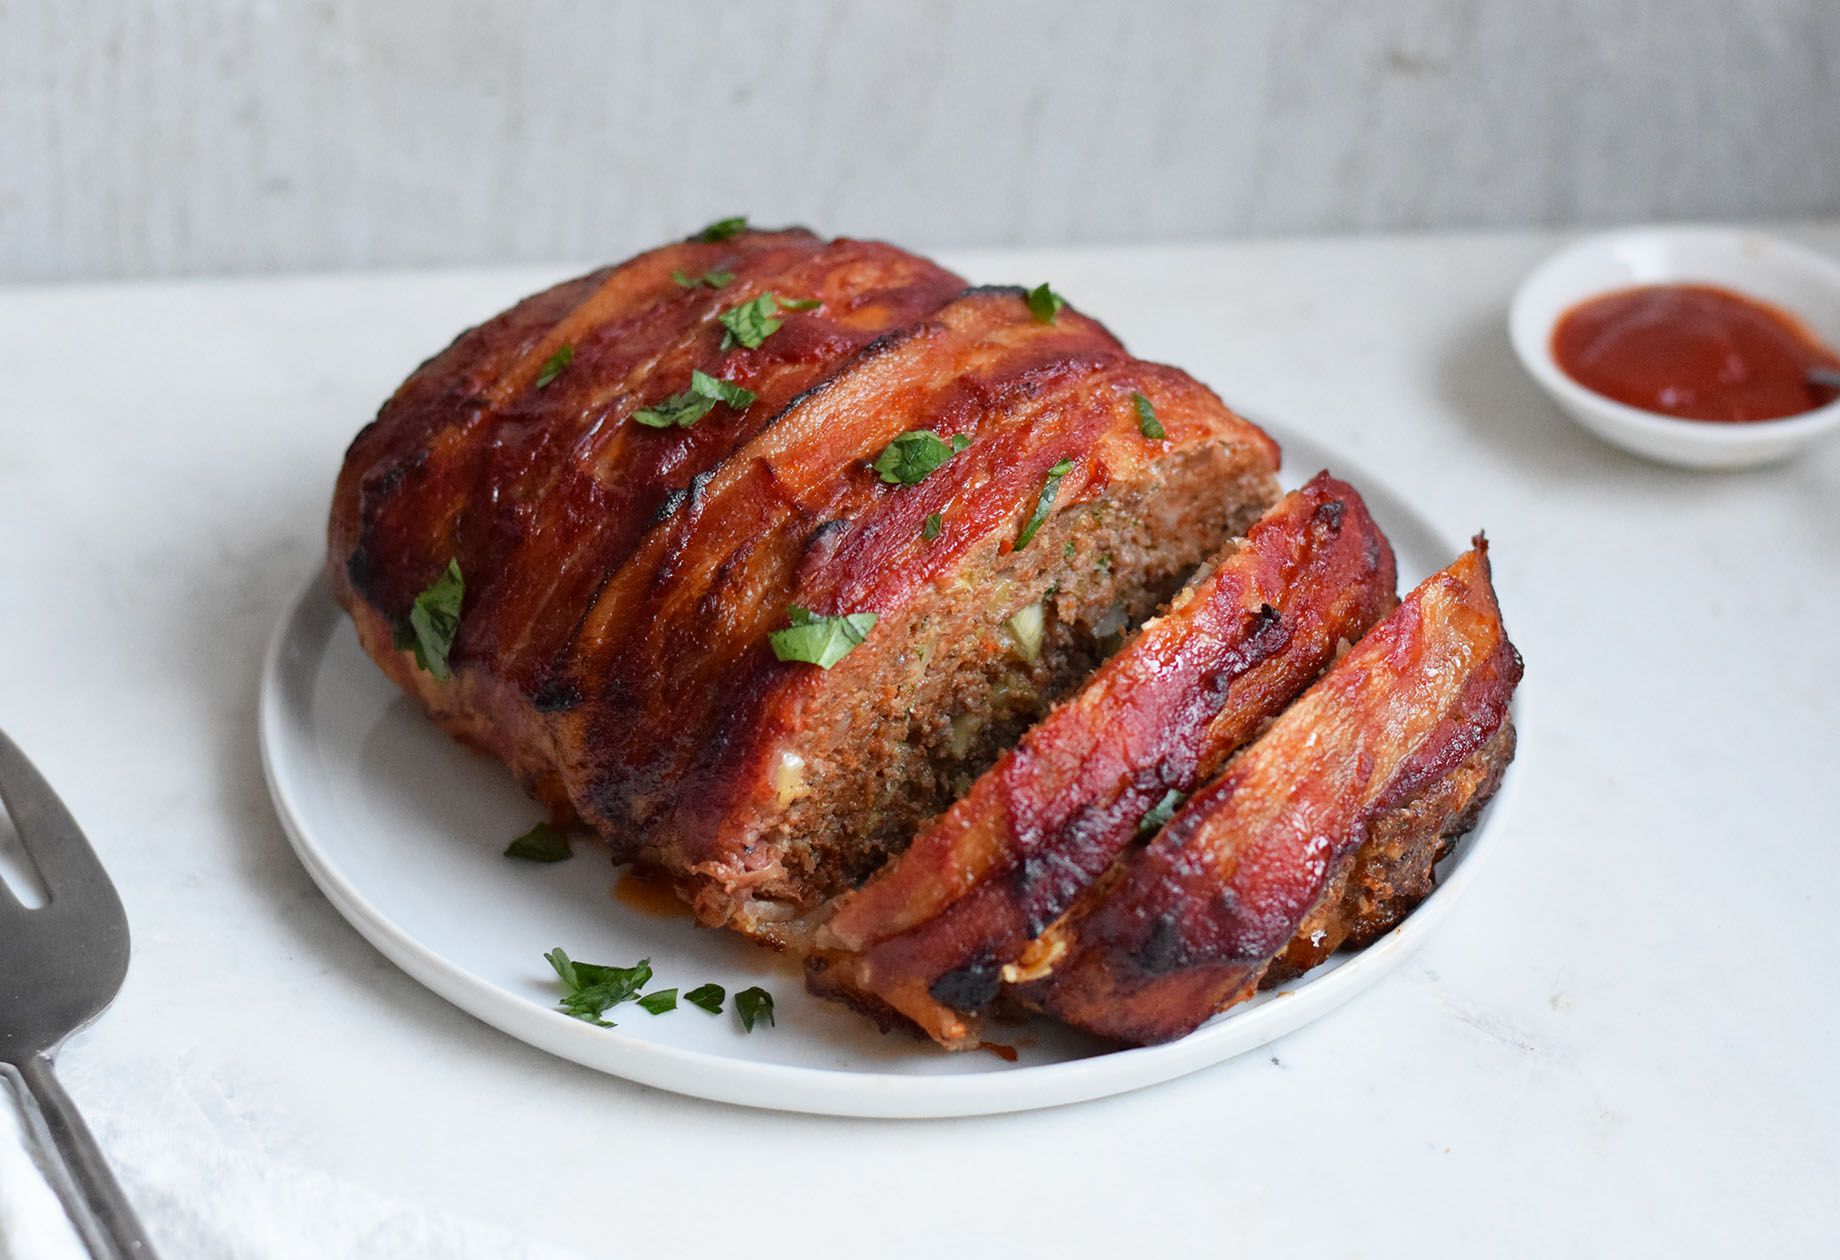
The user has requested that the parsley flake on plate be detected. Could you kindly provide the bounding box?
[544,948,652,1027]
[1014,458,1076,551]
[694,216,748,242]
[736,986,775,1032]
[769,605,878,669]
[637,989,678,1015]
[633,370,756,429]
[1132,392,1166,439]
[394,559,464,681]
[535,344,574,389]
[504,822,571,862]
[684,983,725,1014]
[776,296,823,311]
[1025,283,1066,324]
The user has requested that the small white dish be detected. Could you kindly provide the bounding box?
[258,425,1519,1117]
[1509,226,1840,469]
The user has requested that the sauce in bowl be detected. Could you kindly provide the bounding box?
[1552,283,1840,422]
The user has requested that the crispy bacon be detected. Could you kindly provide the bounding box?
[1264,719,1515,983]
[1013,543,1522,1046]
[806,474,1398,1046]
[330,230,967,811]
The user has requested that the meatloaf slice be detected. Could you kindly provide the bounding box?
[1261,718,1515,985]
[1012,541,1522,1046]
[806,473,1398,1045]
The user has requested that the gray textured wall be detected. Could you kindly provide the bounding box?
[3,0,1837,282]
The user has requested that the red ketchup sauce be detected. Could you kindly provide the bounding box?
[1551,283,1840,422]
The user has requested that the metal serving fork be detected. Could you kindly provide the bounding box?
[0,730,158,1258]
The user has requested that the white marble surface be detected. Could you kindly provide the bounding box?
[2,225,1837,1257]
[6,0,1840,282]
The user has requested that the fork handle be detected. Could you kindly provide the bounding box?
[14,1054,159,1259]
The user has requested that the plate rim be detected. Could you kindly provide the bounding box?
[259,438,1523,1119]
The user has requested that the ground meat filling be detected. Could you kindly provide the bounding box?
[720,443,1279,934]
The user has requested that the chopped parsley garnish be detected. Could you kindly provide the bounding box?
[1133,392,1166,439]
[718,293,784,349]
[1064,540,1077,558]
[873,430,965,485]
[673,268,735,289]
[922,512,944,542]
[637,989,678,1015]
[769,605,877,669]
[1025,283,1066,324]
[504,822,571,862]
[690,369,755,409]
[544,948,652,1026]
[535,344,574,389]
[736,986,775,1032]
[633,369,756,428]
[394,559,464,680]
[633,391,714,430]
[777,296,823,311]
[684,983,726,1014]
[694,216,748,242]
[1014,458,1075,551]
[1137,788,1186,837]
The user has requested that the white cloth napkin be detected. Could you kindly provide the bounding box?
[0,1079,587,1260]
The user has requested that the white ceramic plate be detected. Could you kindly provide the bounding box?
[259,425,1519,1118]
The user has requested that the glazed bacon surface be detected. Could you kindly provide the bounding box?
[806,473,1398,1046]
[1014,543,1522,1045]
[331,229,967,813]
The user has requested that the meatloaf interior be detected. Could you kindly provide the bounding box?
[695,440,1279,938]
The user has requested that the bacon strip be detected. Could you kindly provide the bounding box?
[1013,543,1521,1045]
[806,474,1398,1046]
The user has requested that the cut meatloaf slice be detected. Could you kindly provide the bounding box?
[1261,718,1515,985]
[328,228,1282,933]
[805,472,1398,1045]
[1012,541,1522,1046]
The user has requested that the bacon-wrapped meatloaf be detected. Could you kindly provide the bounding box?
[329,225,1282,936]
[330,223,1521,1050]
